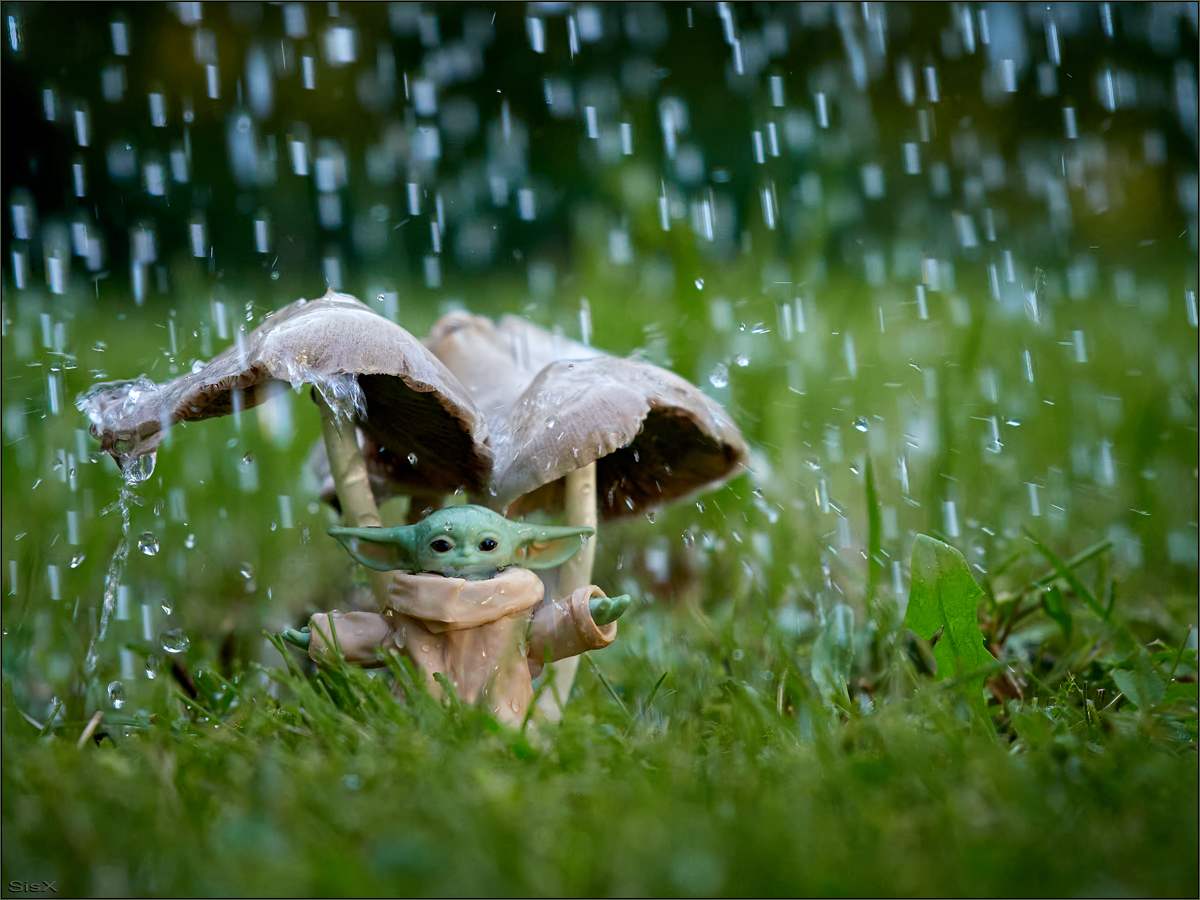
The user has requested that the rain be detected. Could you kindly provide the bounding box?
[1,3,1198,895]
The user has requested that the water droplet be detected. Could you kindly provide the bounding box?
[122,451,157,485]
[806,456,822,471]
[853,416,869,432]
[849,463,860,475]
[646,511,656,524]
[239,562,254,579]
[161,598,172,615]
[242,452,254,465]
[270,520,278,531]
[70,552,86,568]
[682,530,695,547]
[735,354,750,367]
[138,532,159,556]
[546,418,556,429]
[694,278,704,290]
[52,458,63,470]
[185,533,195,549]
[407,452,418,466]
[708,363,729,388]
[107,680,125,708]
[160,628,189,654]
[145,654,159,679]
[1006,418,1021,427]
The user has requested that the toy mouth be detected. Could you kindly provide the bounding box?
[438,563,506,581]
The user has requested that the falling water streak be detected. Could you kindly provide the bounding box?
[94,480,134,648]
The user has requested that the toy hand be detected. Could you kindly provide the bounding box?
[283,626,311,649]
[589,594,631,626]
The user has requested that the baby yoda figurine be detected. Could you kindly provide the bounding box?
[284,505,630,725]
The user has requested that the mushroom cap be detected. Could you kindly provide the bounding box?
[425,311,749,521]
[78,290,493,496]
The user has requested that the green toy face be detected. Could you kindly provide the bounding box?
[329,505,593,580]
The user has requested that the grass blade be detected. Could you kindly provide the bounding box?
[1024,530,1108,621]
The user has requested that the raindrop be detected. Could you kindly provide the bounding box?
[853,416,869,433]
[242,452,254,465]
[806,457,821,471]
[107,680,125,709]
[145,654,158,679]
[238,562,254,579]
[682,530,695,547]
[160,628,189,654]
[161,597,172,615]
[185,533,196,549]
[138,532,159,556]
[646,511,656,524]
[70,552,86,568]
[407,452,418,466]
[122,452,156,485]
[708,363,729,388]
[694,278,704,290]
[735,354,749,367]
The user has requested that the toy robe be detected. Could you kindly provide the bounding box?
[306,566,617,725]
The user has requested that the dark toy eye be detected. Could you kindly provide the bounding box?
[478,538,498,552]
[431,539,452,553]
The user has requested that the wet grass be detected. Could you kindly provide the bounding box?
[1,257,1198,896]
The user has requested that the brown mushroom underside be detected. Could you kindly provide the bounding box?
[78,291,493,496]
[425,311,749,520]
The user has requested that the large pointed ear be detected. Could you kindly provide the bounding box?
[513,524,595,570]
[328,525,419,571]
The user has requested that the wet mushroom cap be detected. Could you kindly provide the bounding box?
[426,311,749,521]
[495,356,748,520]
[79,291,493,496]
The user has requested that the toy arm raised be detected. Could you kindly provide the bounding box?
[526,585,628,676]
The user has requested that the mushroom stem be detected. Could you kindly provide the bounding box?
[538,461,597,720]
[315,391,391,608]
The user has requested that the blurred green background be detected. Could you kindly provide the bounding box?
[2,2,1197,896]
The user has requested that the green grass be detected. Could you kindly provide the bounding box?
[2,252,1197,896]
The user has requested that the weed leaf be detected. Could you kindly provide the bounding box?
[904,535,994,720]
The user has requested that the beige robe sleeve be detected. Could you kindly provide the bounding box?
[308,611,395,667]
[526,585,618,677]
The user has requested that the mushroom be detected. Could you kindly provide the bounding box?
[77,289,492,607]
[423,311,749,715]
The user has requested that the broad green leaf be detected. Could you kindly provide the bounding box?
[904,535,994,721]
[1112,663,1167,711]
